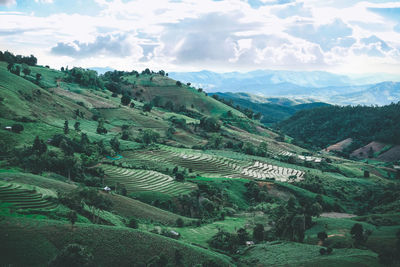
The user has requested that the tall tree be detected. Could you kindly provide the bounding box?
[63,120,69,134]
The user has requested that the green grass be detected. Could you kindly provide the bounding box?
[189,176,250,210]
[305,217,376,248]
[238,241,379,267]
[0,216,232,267]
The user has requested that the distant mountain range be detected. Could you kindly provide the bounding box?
[209,92,330,124]
[169,70,400,106]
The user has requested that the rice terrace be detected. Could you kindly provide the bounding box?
[1,1,400,267]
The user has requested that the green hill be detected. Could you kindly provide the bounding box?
[1,53,400,267]
[277,104,400,150]
[0,216,232,267]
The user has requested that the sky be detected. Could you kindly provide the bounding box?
[1,0,400,74]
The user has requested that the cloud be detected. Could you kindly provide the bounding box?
[286,19,355,51]
[51,33,143,58]
[271,2,312,18]
[0,0,15,6]
[160,12,261,64]
[368,7,400,22]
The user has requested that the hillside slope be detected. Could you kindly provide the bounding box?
[277,104,400,150]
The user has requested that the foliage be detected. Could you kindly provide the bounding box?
[199,116,221,132]
[65,67,104,89]
[0,50,37,65]
[140,129,160,144]
[207,229,239,253]
[278,103,400,149]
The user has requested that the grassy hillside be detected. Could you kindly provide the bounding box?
[0,216,232,267]
[1,55,400,266]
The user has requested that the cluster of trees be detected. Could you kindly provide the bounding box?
[277,103,400,150]
[11,133,105,183]
[58,188,112,224]
[64,67,104,89]
[0,50,37,66]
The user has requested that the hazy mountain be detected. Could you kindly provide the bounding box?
[334,82,400,106]
[169,70,400,105]
[210,92,330,124]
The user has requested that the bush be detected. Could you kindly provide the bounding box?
[128,217,139,229]
[319,248,326,255]
[11,123,24,133]
[176,218,184,227]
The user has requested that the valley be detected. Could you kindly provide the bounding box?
[0,50,399,267]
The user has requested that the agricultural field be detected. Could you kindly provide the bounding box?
[121,147,305,182]
[1,54,399,267]
[0,181,57,210]
[101,164,197,196]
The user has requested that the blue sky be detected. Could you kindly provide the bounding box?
[1,0,400,74]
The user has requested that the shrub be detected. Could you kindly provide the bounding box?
[11,123,24,133]
[128,217,139,229]
[176,218,184,227]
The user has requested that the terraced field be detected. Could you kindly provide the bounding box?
[278,150,322,162]
[120,148,305,182]
[101,164,197,196]
[0,182,57,210]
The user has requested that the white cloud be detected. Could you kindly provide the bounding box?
[0,0,399,73]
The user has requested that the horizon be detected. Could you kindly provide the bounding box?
[0,0,400,76]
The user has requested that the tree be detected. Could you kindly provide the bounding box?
[121,94,131,106]
[48,244,93,267]
[237,228,250,245]
[96,119,107,134]
[176,218,184,227]
[32,136,47,155]
[208,229,239,253]
[67,210,78,227]
[176,81,182,86]
[36,73,42,83]
[364,170,370,178]
[74,121,81,132]
[208,134,223,149]
[350,223,364,246]
[253,224,264,242]
[22,64,31,76]
[60,139,74,156]
[128,217,139,229]
[142,103,153,112]
[175,172,185,182]
[11,124,24,133]
[63,120,69,134]
[317,231,328,242]
[79,188,112,223]
[140,129,159,145]
[199,116,221,132]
